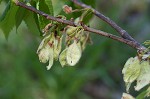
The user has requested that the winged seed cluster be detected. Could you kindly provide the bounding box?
[37,26,91,70]
[121,40,150,98]
[122,56,150,98]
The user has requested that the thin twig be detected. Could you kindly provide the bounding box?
[13,0,146,51]
[71,0,145,50]
[15,1,75,26]
[71,0,133,40]
[83,25,139,49]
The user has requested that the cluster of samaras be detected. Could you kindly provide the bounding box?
[122,41,150,98]
[37,19,92,70]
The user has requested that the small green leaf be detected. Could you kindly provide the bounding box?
[81,0,95,8]
[36,0,52,30]
[67,41,82,66]
[0,1,10,21]
[59,48,68,67]
[23,11,41,36]
[30,1,41,35]
[32,0,38,2]
[0,2,18,38]
[136,90,147,99]
[78,0,96,23]
[52,0,66,15]
[45,0,54,16]
[15,7,26,31]
[135,60,150,91]
[136,86,150,99]
[80,8,93,23]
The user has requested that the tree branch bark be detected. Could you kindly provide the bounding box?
[72,0,146,51]
[71,0,134,40]
[13,0,146,51]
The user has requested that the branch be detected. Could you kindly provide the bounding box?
[71,0,134,40]
[72,0,145,50]
[13,0,146,51]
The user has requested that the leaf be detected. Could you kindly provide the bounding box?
[121,93,135,99]
[15,7,26,31]
[81,0,96,8]
[30,1,41,35]
[52,0,66,15]
[136,90,147,99]
[32,0,38,2]
[66,41,82,66]
[0,1,10,21]
[122,57,141,92]
[78,0,96,24]
[45,0,54,16]
[23,11,41,36]
[36,0,52,30]
[0,2,18,38]
[135,60,150,91]
[59,48,68,67]
[80,8,93,23]
[136,87,150,99]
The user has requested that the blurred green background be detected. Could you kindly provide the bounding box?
[0,0,150,99]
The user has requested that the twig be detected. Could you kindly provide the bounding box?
[71,0,133,40]
[83,25,139,49]
[14,1,75,26]
[13,0,146,51]
[71,0,145,50]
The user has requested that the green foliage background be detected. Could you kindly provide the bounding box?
[0,0,150,99]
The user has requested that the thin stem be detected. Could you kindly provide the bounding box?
[15,1,75,26]
[84,26,139,49]
[13,0,146,51]
[72,0,145,50]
